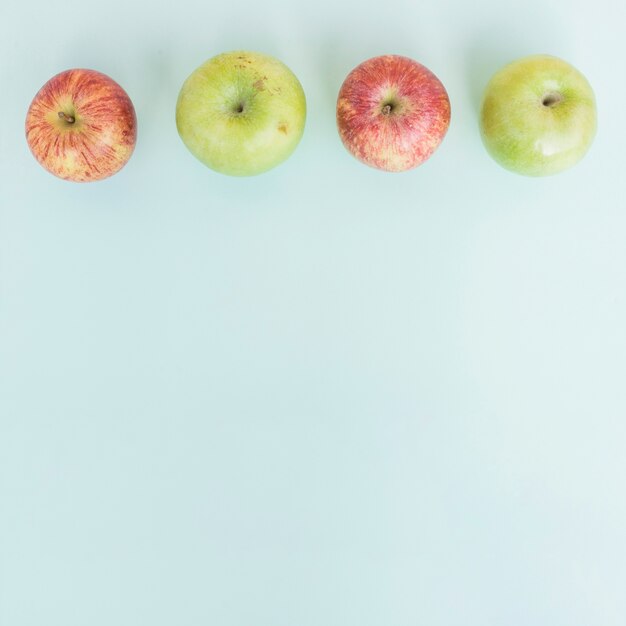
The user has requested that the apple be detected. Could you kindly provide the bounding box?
[25,69,137,182]
[176,51,306,176]
[479,54,597,176]
[336,55,451,172]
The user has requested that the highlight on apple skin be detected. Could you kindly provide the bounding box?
[176,51,307,176]
[479,54,597,176]
[25,69,137,182]
[336,55,451,172]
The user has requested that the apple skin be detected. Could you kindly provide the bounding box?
[176,51,306,176]
[336,55,451,172]
[25,69,137,182]
[479,55,597,176]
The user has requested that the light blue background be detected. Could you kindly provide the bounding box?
[1,0,625,624]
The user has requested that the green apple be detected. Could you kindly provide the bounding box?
[479,55,597,176]
[176,51,306,176]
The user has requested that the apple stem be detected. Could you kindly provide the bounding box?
[58,112,75,124]
[381,104,392,115]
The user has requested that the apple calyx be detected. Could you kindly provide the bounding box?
[57,111,76,124]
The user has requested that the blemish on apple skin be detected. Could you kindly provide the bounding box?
[253,79,265,91]
[277,123,288,134]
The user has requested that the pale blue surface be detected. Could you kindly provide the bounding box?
[1,0,626,624]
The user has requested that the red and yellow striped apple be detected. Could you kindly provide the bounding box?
[25,69,137,182]
[336,55,451,172]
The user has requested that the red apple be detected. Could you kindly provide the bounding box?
[336,55,450,172]
[25,69,137,182]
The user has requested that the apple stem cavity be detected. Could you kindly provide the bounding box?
[382,104,393,115]
[58,111,76,124]
[542,92,563,108]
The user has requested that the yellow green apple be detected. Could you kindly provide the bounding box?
[176,51,306,176]
[479,55,597,176]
